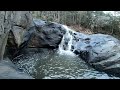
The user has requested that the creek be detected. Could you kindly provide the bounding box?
[12,24,119,79]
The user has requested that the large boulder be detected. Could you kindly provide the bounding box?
[27,19,66,48]
[72,33,120,61]
[88,34,120,63]
[91,52,120,76]
[11,11,34,47]
[71,32,120,76]
[0,11,34,60]
[7,19,67,58]
[5,11,35,58]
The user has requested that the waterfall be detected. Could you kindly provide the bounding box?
[58,25,75,56]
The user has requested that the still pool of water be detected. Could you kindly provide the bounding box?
[13,49,119,79]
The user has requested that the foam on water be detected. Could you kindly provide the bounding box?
[58,25,75,56]
[14,49,119,79]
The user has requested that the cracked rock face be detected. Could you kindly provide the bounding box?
[11,11,34,47]
[4,11,35,59]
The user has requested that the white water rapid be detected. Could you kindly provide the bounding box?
[58,25,75,56]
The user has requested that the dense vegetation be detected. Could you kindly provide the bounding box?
[31,11,120,39]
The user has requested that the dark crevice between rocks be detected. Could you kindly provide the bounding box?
[13,24,26,29]
[5,28,30,60]
[9,26,36,59]
[5,30,18,60]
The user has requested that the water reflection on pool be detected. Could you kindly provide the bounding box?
[13,49,119,79]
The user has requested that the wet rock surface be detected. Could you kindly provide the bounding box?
[66,31,120,77]
[0,58,33,79]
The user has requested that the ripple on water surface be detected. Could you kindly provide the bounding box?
[14,49,119,79]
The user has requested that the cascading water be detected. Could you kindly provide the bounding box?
[13,24,119,79]
[58,25,75,56]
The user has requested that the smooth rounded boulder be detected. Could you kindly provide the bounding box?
[71,32,120,76]
[27,20,66,48]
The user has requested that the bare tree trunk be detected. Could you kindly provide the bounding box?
[57,11,60,22]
